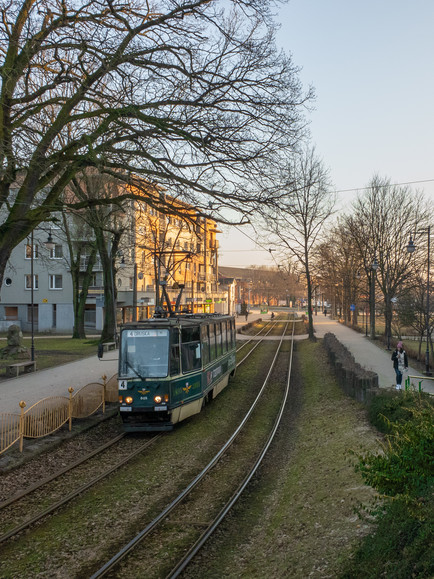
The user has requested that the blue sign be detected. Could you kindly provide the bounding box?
[350,304,355,311]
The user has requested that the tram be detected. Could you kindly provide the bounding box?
[117,312,237,431]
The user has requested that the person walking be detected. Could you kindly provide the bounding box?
[391,341,408,390]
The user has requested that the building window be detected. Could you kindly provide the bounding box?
[25,274,38,289]
[49,274,63,289]
[4,277,12,286]
[25,244,39,259]
[5,306,18,320]
[50,244,63,258]
[27,304,38,323]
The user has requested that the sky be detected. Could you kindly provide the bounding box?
[218,0,434,268]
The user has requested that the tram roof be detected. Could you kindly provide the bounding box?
[120,313,234,330]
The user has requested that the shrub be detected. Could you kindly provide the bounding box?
[367,389,432,433]
[357,393,433,501]
[341,391,434,578]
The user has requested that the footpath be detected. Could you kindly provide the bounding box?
[238,310,434,396]
[0,310,432,417]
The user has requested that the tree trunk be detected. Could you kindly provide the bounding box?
[71,247,97,339]
[94,227,119,343]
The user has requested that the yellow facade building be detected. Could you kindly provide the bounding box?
[117,194,226,319]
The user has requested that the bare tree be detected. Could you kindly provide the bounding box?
[64,171,130,341]
[263,148,334,339]
[0,0,312,289]
[345,175,428,346]
[314,221,363,326]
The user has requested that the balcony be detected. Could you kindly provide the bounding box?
[79,256,103,271]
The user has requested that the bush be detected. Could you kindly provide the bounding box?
[340,491,434,578]
[367,389,432,433]
[358,392,433,500]
[341,391,434,578]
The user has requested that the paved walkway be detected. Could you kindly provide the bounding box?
[312,314,434,395]
[1,311,432,417]
[238,310,434,396]
[0,352,118,416]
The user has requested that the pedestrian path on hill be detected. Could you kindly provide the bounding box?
[313,313,434,395]
[238,309,433,396]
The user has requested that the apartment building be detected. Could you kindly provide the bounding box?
[117,197,227,320]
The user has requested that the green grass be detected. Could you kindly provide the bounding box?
[0,337,99,372]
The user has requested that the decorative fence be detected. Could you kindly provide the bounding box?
[0,374,118,456]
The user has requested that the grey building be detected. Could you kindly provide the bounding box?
[0,224,104,334]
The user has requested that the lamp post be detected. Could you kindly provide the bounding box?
[407,226,431,375]
[370,258,378,340]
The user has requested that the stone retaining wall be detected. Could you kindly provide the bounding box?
[322,332,379,403]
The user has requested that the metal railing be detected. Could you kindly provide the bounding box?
[405,374,434,394]
[0,374,118,455]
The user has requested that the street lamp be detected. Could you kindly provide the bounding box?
[370,258,378,340]
[407,226,431,375]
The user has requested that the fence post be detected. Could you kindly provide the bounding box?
[68,387,74,431]
[19,400,26,452]
[102,375,107,414]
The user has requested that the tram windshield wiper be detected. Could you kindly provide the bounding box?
[124,355,146,381]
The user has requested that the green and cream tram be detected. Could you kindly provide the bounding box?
[118,314,236,431]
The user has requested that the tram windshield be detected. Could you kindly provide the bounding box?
[120,329,169,378]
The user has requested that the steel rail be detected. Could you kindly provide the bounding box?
[0,317,278,544]
[0,434,162,545]
[235,318,276,353]
[236,320,278,367]
[90,320,291,579]
[168,320,295,577]
[0,433,126,510]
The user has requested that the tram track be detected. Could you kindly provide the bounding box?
[0,315,296,578]
[0,433,162,544]
[89,319,295,578]
[0,318,282,547]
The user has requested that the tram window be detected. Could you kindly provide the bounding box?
[201,325,210,366]
[170,329,180,375]
[209,324,216,360]
[120,329,169,378]
[181,325,201,373]
[216,323,222,357]
[170,344,180,375]
[223,321,228,352]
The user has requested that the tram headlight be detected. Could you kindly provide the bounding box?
[154,395,162,404]
[125,396,133,405]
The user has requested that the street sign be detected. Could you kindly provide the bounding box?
[350,304,355,311]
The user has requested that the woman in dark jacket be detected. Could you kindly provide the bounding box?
[391,341,408,390]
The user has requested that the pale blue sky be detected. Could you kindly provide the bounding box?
[219,0,434,267]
